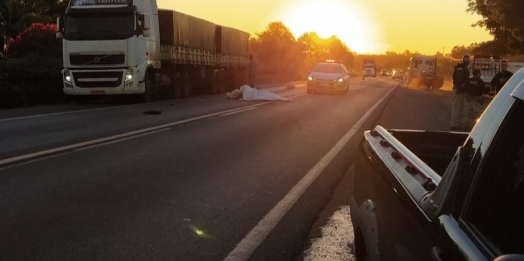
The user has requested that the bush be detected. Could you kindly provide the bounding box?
[8,23,62,58]
[0,54,64,109]
[0,23,64,109]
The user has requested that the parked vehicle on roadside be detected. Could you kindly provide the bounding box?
[350,68,524,260]
[404,55,444,89]
[57,0,249,102]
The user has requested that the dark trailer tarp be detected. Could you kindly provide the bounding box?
[158,9,215,51]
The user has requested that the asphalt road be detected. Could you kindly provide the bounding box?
[0,78,399,261]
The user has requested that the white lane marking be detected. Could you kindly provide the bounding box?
[223,86,396,261]
[0,103,273,166]
[220,107,259,117]
[0,128,173,171]
[73,128,171,152]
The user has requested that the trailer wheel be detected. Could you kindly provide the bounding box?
[182,72,192,98]
[144,71,155,103]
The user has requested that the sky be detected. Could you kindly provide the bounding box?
[156,0,493,55]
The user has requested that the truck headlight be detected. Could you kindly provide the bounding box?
[63,70,73,87]
[125,69,134,83]
[338,78,343,83]
[308,76,314,81]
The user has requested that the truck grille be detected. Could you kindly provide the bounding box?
[70,54,125,65]
[72,71,123,88]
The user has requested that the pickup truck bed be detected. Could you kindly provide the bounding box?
[350,126,468,261]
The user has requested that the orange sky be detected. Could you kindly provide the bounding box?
[156,0,493,55]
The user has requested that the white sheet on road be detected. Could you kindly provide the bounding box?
[227,85,291,101]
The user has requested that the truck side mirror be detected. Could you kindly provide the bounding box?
[137,14,151,37]
[56,17,63,39]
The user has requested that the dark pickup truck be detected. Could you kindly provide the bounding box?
[350,69,524,261]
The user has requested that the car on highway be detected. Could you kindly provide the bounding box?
[391,69,403,80]
[307,60,350,94]
[380,69,389,76]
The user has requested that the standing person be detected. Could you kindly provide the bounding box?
[247,55,257,88]
[450,55,471,131]
[463,69,486,130]
[491,59,514,94]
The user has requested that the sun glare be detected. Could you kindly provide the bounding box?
[276,0,384,54]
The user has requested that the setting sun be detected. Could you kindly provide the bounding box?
[275,0,386,53]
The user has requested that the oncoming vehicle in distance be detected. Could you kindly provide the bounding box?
[380,69,389,76]
[307,60,350,94]
[391,69,403,80]
[362,59,377,79]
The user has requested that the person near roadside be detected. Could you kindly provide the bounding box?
[463,69,486,130]
[450,55,471,131]
[491,59,514,94]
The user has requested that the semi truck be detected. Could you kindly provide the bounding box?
[350,67,524,260]
[56,0,249,102]
[362,59,376,80]
[405,55,444,89]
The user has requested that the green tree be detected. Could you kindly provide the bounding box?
[467,0,524,53]
[252,22,296,75]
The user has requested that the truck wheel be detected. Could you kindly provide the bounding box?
[144,71,155,103]
[182,72,192,98]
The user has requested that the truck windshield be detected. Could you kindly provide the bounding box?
[65,13,135,40]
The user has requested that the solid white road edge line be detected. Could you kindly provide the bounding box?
[223,86,396,261]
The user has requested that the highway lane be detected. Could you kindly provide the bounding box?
[0,78,399,261]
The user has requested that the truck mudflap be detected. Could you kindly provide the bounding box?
[350,198,381,261]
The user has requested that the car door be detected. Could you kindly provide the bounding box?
[434,99,524,260]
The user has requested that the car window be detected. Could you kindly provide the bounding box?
[462,99,524,256]
[312,63,343,74]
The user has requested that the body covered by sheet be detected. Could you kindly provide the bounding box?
[236,85,290,101]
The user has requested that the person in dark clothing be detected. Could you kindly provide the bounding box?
[450,55,471,131]
[491,60,514,94]
[463,69,486,130]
